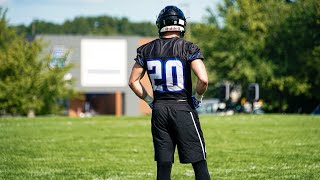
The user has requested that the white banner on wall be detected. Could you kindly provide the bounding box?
[81,39,127,87]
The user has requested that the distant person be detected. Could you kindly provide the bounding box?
[128,6,210,180]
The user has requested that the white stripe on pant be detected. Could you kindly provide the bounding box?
[189,112,206,160]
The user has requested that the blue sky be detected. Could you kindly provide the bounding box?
[0,0,220,25]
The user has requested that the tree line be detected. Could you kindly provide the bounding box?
[14,16,158,36]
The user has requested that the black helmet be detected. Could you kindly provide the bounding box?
[156,6,187,37]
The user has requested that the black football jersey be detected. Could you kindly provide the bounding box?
[134,37,204,100]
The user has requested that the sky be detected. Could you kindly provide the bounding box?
[0,0,220,25]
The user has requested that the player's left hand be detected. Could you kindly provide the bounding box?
[144,94,154,110]
[148,101,154,109]
[192,96,202,109]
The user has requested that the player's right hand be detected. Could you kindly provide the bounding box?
[192,96,202,109]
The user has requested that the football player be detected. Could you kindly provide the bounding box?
[129,5,210,180]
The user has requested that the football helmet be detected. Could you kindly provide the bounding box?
[156,6,187,37]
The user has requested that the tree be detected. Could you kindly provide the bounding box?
[192,0,320,113]
[265,0,320,112]
[193,0,275,102]
[0,8,75,116]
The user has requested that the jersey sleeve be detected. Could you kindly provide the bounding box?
[134,47,146,69]
[187,43,204,62]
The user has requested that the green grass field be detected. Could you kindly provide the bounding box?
[0,115,319,179]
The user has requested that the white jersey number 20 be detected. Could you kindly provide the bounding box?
[147,59,185,92]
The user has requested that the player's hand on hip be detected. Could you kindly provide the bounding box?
[148,101,154,109]
[144,94,154,110]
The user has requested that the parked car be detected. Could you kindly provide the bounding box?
[197,99,221,114]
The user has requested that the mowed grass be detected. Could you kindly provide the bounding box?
[0,115,319,179]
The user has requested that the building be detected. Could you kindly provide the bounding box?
[40,35,154,117]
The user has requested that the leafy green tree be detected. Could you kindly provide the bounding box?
[193,0,274,101]
[0,8,75,116]
[265,0,320,112]
[192,0,320,113]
